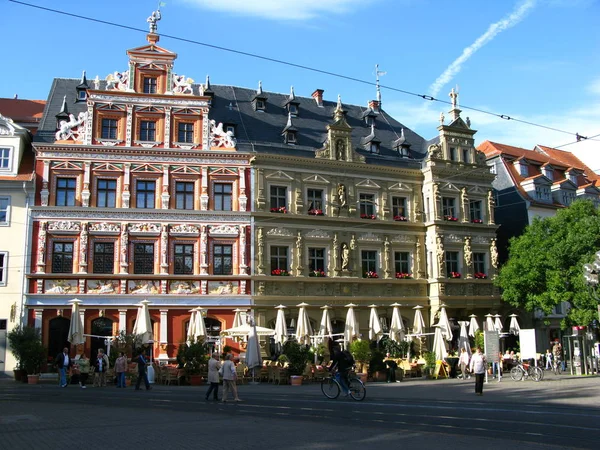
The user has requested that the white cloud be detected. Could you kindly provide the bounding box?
[428,0,537,97]
[183,0,376,20]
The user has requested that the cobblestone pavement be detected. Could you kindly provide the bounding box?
[0,372,597,450]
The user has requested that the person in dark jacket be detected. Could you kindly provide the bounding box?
[55,347,72,388]
[134,350,151,391]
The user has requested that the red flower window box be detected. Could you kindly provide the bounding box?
[449,272,461,279]
[309,270,326,277]
[360,214,377,220]
[270,207,288,213]
[308,209,324,216]
[395,272,412,279]
[471,219,483,224]
[474,272,488,279]
[364,271,379,278]
[444,216,458,222]
[271,269,290,276]
[393,216,408,222]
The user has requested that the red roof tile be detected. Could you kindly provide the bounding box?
[0,98,46,127]
[535,145,598,180]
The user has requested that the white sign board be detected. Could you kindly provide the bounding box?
[484,331,500,362]
[519,329,537,360]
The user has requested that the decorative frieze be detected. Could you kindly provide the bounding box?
[48,221,81,233]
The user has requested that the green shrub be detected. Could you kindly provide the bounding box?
[349,340,371,363]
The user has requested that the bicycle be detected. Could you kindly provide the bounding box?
[321,370,366,401]
[510,362,543,382]
[552,357,562,376]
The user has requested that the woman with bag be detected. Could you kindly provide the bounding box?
[221,353,242,403]
[205,353,221,401]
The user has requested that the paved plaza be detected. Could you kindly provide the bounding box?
[0,372,598,449]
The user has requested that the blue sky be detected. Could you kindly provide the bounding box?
[2,0,599,171]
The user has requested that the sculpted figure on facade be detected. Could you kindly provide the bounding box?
[436,234,446,277]
[295,231,303,274]
[257,227,265,274]
[37,221,48,268]
[461,186,469,222]
[147,9,161,33]
[490,238,499,269]
[337,183,347,208]
[341,242,350,271]
[55,112,88,142]
[428,143,442,159]
[384,237,391,277]
[48,221,81,232]
[105,71,129,91]
[433,183,441,219]
[336,139,345,161]
[79,223,89,267]
[120,225,129,270]
[209,120,237,148]
[415,238,422,279]
[487,190,496,224]
[464,236,472,271]
[161,225,169,269]
[172,74,194,95]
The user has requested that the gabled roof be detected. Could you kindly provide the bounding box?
[535,145,597,180]
[0,98,46,132]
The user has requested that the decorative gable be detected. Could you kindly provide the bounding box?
[265,170,293,181]
[210,167,238,176]
[302,174,330,185]
[389,182,413,192]
[131,163,162,173]
[356,179,381,189]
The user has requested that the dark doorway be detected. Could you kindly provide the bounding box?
[90,317,114,360]
[48,316,70,359]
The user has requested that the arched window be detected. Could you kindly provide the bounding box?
[48,316,70,358]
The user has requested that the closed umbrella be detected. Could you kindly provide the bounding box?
[318,306,333,343]
[438,304,453,342]
[295,303,313,345]
[458,321,471,356]
[413,305,425,335]
[344,303,360,344]
[484,314,495,332]
[468,314,479,337]
[194,309,207,342]
[246,316,262,373]
[432,325,448,361]
[389,303,405,343]
[368,304,382,341]
[509,314,520,336]
[274,305,288,345]
[133,300,153,344]
[186,309,197,345]
[67,299,85,346]
[232,309,245,328]
[494,314,503,333]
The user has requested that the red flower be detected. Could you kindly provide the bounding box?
[360,214,376,220]
[395,272,412,279]
[393,216,408,221]
[449,272,461,279]
[364,271,379,278]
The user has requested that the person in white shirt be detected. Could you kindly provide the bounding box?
[469,347,487,396]
[205,353,222,401]
[458,348,470,380]
[545,349,553,370]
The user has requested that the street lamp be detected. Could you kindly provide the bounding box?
[582,250,600,321]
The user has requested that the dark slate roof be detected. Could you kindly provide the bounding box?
[35,78,428,168]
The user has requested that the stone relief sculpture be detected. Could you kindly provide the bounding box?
[337,183,347,207]
[295,231,304,274]
[487,190,496,224]
[37,222,48,268]
[464,236,472,268]
[89,222,120,233]
[129,223,160,233]
[428,143,442,159]
[131,280,159,294]
[336,139,346,161]
[147,9,162,33]
[490,239,499,269]
[384,237,391,277]
[105,71,129,91]
[433,183,441,219]
[79,224,88,267]
[209,120,236,148]
[170,224,199,234]
[172,74,194,95]
[415,238,422,279]
[461,187,469,222]
[341,242,350,271]
[48,221,82,232]
[55,112,88,142]
[89,280,117,294]
[119,225,129,271]
[436,234,446,278]
[160,225,168,269]
[257,227,264,274]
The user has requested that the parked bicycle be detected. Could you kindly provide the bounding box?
[321,369,366,401]
[510,362,543,382]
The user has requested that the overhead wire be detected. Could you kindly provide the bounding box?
[8,0,599,144]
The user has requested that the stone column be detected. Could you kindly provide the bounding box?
[84,101,94,145]
[37,221,47,273]
[164,106,172,148]
[78,223,88,273]
[433,183,441,220]
[125,105,133,147]
[82,161,91,207]
[200,225,208,274]
[160,225,169,274]
[238,167,247,211]
[118,309,128,333]
[159,309,169,358]
[161,164,170,209]
[200,166,209,210]
[40,161,50,206]
[119,224,129,274]
[239,225,248,274]
[122,163,131,208]
[257,227,265,275]
[383,237,391,279]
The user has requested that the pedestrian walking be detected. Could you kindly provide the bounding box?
[205,352,221,401]
[221,354,241,403]
[55,347,72,388]
[75,354,90,388]
[545,349,553,370]
[115,352,128,388]
[458,348,470,380]
[134,350,151,391]
[469,347,487,396]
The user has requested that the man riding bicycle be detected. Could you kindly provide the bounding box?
[329,343,354,396]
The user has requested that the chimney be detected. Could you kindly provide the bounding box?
[368,100,380,113]
[14,94,18,100]
[312,89,324,107]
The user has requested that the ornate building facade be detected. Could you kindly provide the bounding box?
[29,29,251,359]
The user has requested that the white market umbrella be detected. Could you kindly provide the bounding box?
[438,304,453,342]
[67,299,85,346]
[186,309,197,345]
[368,304,382,341]
[494,314,503,333]
[413,305,425,335]
[295,302,313,346]
[318,306,333,343]
[432,325,448,361]
[509,314,521,336]
[194,309,207,342]
[458,321,471,356]
[133,300,153,344]
[246,316,262,371]
[221,323,275,337]
[232,309,245,328]
[344,303,360,344]
[389,303,405,343]
[274,305,288,345]
[484,314,495,332]
[468,314,480,337]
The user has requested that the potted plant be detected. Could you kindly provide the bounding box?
[349,340,371,383]
[282,340,313,385]
[177,339,208,385]
[423,351,437,379]
[368,350,387,381]
[7,326,47,383]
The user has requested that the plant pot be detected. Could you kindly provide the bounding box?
[290,375,303,386]
[189,374,203,386]
[13,369,25,382]
[126,378,132,386]
[374,371,387,382]
[27,374,40,385]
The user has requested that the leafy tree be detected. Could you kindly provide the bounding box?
[496,200,600,326]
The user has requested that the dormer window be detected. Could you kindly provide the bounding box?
[284,86,299,116]
[225,124,236,136]
[370,143,379,154]
[568,172,578,185]
[398,146,410,158]
[282,112,297,145]
[514,160,528,177]
[252,80,267,112]
[285,131,297,144]
[543,166,554,181]
[255,99,265,111]
[77,90,87,101]
[288,104,298,116]
[143,77,158,94]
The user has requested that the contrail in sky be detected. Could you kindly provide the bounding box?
[428,0,537,97]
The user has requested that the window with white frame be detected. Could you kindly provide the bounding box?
[56,178,77,206]
[473,252,486,275]
[392,196,407,219]
[442,197,456,218]
[307,188,324,213]
[359,193,376,217]
[308,247,326,273]
[394,251,410,275]
[361,250,377,275]
[0,197,10,225]
[535,185,551,202]
[270,246,288,274]
[0,252,7,285]
[270,186,287,211]
[0,148,11,171]
[543,166,553,181]
[469,200,482,222]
